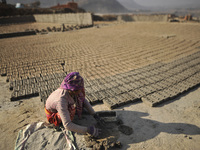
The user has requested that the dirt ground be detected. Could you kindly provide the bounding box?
[0,21,200,150]
[0,75,200,150]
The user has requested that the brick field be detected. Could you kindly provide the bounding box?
[0,22,200,109]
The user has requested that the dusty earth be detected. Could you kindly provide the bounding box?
[1,75,200,150]
[0,21,200,150]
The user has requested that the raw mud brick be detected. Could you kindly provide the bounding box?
[103,97,118,109]
[46,90,51,98]
[131,69,140,75]
[134,88,146,98]
[145,85,156,94]
[140,71,150,78]
[172,82,183,93]
[164,77,175,86]
[148,92,162,102]
[1,68,6,76]
[169,85,182,95]
[133,74,143,81]
[93,91,104,101]
[20,85,28,90]
[29,77,36,84]
[128,90,140,99]
[36,77,42,83]
[118,86,128,93]
[162,88,175,99]
[120,92,133,104]
[92,85,99,93]
[124,78,132,84]
[111,81,119,87]
[41,86,48,92]
[9,81,14,90]
[123,84,133,91]
[129,81,141,89]
[16,80,22,86]
[102,90,114,98]
[179,80,190,92]
[22,79,29,85]
[114,74,123,80]
[158,80,171,89]
[139,86,153,95]
[14,85,20,91]
[112,87,122,95]
[97,84,106,91]
[18,90,26,99]
[156,90,169,102]
[85,86,94,94]
[164,88,178,99]
[141,94,159,107]
[106,88,117,97]
[85,94,96,104]
[39,91,47,102]
[104,83,114,89]
[90,93,101,103]
[143,77,153,85]
[179,81,190,92]
[104,77,113,83]
[151,82,163,91]
[11,91,18,101]
[32,88,39,96]
[114,95,126,106]
[160,79,173,88]
[98,79,107,85]
[189,73,200,85]
[126,71,134,77]
[115,80,124,85]
[26,88,33,97]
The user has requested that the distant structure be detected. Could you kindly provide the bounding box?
[2,0,6,4]
[184,14,193,21]
[15,3,25,8]
[51,1,78,11]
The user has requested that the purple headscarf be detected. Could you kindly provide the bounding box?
[60,72,85,119]
[60,72,84,91]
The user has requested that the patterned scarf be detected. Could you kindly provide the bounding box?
[60,72,85,119]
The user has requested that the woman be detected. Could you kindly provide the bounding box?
[45,72,101,137]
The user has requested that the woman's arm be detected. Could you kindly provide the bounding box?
[84,99,95,115]
[56,90,88,134]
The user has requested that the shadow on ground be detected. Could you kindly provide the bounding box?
[115,110,200,149]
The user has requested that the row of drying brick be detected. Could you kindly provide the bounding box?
[0,59,65,81]
[83,55,200,96]
[83,51,200,108]
[7,50,200,108]
[10,72,66,101]
[0,24,93,39]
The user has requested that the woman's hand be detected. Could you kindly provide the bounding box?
[87,126,101,137]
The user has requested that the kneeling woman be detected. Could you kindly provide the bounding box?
[45,72,101,137]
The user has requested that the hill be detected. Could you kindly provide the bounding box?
[7,0,129,13]
[77,0,129,13]
[117,0,145,10]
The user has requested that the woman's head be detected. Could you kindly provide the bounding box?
[60,72,84,91]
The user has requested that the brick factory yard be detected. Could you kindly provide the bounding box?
[0,21,200,150]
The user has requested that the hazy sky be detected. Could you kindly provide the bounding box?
[134,0,200,7]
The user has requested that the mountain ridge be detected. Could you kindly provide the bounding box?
[6,0,143,13]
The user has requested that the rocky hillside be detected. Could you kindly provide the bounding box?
[117,0,144,10]
[7,0,130,13]
[77,0,129,13]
